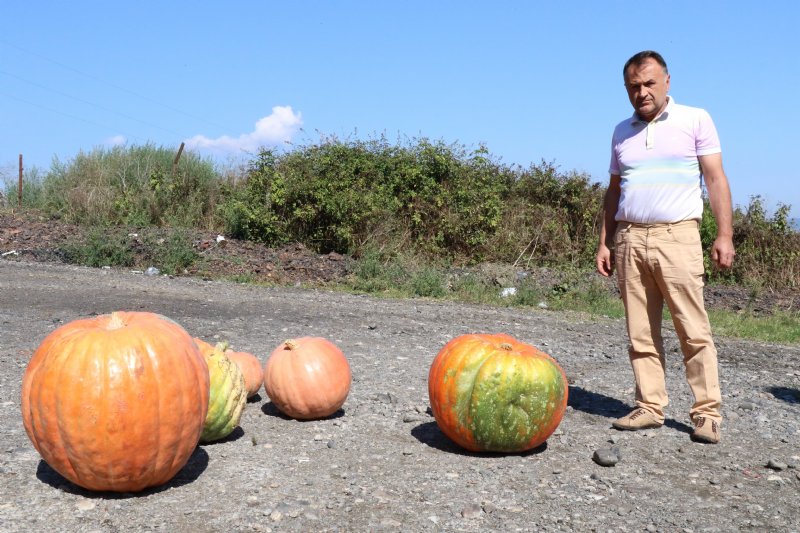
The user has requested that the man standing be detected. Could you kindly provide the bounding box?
[596,50,735,444]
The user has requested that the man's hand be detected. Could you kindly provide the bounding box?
[699,153,735,270]
[711,236,735,269]
[596,244,614,277]
[597,175,621,278]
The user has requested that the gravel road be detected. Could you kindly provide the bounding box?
[1,260,799,532]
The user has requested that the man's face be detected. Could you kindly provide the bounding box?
[624,58,670,122]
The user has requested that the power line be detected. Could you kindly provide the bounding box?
[0,38,228,131]
[0,69,185,137]
[0,90,149,145]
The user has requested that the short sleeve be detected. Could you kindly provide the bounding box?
[609,133,620,175]
[695,109,721,156]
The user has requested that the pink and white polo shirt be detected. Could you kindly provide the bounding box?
[609,96,721,224]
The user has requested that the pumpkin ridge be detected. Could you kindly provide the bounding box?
[142,332,164,487]
[57,335,87,485]
[100,333,117,488]
[175,341,204,470]
[458,339,497,427]
[150,319,197,487]
[96,328,129,489]
[151,321,201,485]
[74,332,109,486]
[438,338,486,444]
[201,350,246,442]
[41,338,69,478]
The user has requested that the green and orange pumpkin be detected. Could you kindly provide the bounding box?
[428,333,568,452]
[194,339,247,443]
[21,311,209,492]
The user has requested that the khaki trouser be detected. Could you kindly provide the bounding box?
[614,219,722,424]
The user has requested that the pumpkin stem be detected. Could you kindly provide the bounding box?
[107,312,126,331]
[499,342,513,351]
[215,341,230,353]
[283,339,298,350]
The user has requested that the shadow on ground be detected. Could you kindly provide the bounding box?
[410,421,547,457]
[35,446,210,497]
[767,386,800,404]
[201,426,245,445]
[260,401,345,421]
[568,385,693,434]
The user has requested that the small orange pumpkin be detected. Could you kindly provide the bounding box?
[263,337,351,420]
[21,312,209,492]
[194,338,262,398]
[224,349,263,398]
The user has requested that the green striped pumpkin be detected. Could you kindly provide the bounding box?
[196,340,247,443]
[428,333,568,452]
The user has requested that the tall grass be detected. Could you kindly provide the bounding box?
[21,144,221,228]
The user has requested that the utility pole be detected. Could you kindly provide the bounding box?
[173,142,185,175]
[18,154,23,207]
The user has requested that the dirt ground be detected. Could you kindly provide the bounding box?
[2,211,800,315]
[1,214,800,532]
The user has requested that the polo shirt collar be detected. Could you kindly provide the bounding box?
[630,95,674,125]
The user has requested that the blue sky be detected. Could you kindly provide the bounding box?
[2,2,798,222]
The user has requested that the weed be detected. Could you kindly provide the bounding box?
[147,230,199,275]
[450,273,501,305]
[226,273,259,284]
[63,228,135,268]
[410,267,447,298]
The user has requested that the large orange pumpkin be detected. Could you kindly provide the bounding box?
[428,333,568,452]
[263,337,351,420]
[21,312,209,492]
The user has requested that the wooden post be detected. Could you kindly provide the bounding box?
[18,154,23,207]
[172,142,185,175]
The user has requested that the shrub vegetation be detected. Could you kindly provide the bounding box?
[4,139,800,296]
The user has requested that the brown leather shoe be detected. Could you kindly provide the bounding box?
[691,417,721,444]
[612,408,663,430]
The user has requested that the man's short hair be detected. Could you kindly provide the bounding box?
[624,51,668,78]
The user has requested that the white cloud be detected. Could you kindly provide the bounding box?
[185,106,303,155]
[105,135,127,147]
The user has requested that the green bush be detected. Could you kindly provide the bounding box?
[410,267,447,298]
[504,161,604,267]
[63,228,135,268]
[146,230,199,275]
[728,196,800,289]
[12,135,800,292]
[219,137,508,256]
